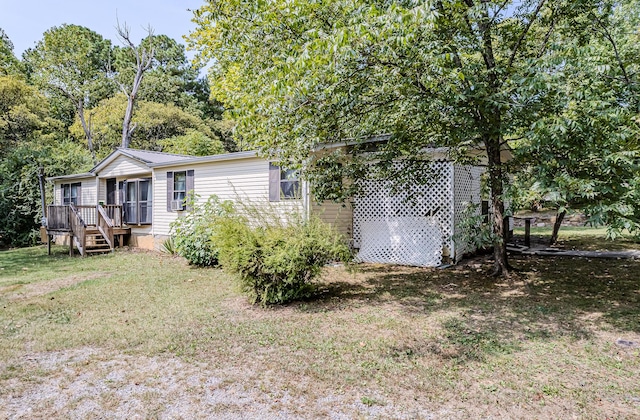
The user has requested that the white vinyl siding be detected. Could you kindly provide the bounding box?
[99,155,150,178]
[311,199,353,239]
[53,177,97,206]
[152,158,304,236]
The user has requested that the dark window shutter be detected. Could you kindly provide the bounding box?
[186,170,195,210]
[269,163,280,202]
[166,172,174,212]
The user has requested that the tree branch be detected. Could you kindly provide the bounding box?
[593,15,632,88]
[508,0,547,69]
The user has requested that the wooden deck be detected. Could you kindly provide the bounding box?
[44,204,131,256]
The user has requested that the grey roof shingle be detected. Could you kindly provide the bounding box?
[117,148,194,164]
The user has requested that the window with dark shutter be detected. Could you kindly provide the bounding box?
[62,182,82,205]
[280,168,300,199]
[167,170,195,211]
[269,163,301,201]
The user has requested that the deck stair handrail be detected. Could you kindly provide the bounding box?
[69,203,87,256]
[97,204,114,251]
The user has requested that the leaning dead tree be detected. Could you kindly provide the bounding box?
[116,22,156,148]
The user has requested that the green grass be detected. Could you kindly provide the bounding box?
[513,225,640,251]
[1,245,640,418]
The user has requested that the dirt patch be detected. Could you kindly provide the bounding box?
[0,273,109,301]
[0,347,435,419]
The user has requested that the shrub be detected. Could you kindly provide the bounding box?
[213,204,351,305]
[160,235,177,255]
[170,194,232,266]
[453,202,494,257]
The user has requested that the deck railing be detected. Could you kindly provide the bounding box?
[46,205,71,230]
[69,204,87,256]
[75,205,97,226]
[97,205,114,250]
[46,204,124,230]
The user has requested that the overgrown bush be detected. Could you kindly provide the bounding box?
[170,194,231,266]
[453,202,494,257]
[213,204,351,305]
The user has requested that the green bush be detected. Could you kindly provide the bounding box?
[453,202,494,256]
[213,205,351,305]
[170,195,232,266]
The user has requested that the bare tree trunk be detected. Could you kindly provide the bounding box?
[77,102,97,163]
[116,23,155,149]
[550,209,566,245]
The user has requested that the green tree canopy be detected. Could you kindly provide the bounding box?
[0,75,59,156]
[514,0,640,238]
[0,28,23,76]
[23,24,114,160]
[69,94,224,159]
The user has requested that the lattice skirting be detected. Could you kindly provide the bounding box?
[356,217,443,267]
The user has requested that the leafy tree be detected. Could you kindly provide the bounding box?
[0,28,23,76]
[0,140,93,247]
[514,0,640,242]
[190,0,618,274]
[0,75,57,157]
[0,75,91,247]
[159,129,225,156]
[69,94,223,158]
[23,24,114,161]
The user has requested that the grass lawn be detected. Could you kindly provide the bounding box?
[1,244,639,418]
[513,225,640,251]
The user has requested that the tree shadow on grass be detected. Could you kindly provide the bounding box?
[305,255,640,363]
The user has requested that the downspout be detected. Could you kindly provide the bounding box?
[302,180,311,221]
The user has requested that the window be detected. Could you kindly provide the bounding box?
[123,178,152,225]
[62,182,81,205]
[280,168,301,199]
[269,163,301,201]
[173,171,187,203]
[166,170,194,211]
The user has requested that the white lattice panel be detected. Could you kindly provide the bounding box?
[452,165,485,260]
[356,217,443,267]
[353,161,453,266]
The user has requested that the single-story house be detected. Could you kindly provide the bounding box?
[45,145,507,266]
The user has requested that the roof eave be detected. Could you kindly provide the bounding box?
[147,150,259,168]
[46,173,95,182]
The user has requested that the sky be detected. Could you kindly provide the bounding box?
[1,0,206,59]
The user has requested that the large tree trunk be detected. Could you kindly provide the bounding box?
[485,136,509,276]
[117,24,155,149]
[121,92,136,148]
[121,67,145,148]
[550,209,566,245]
[77,103,97,164]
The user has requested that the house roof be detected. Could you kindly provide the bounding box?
[47,148,260,181]
[90,148,194,174]
[45,172,95,182]
[147,150,258,169]
[117,148,194,164]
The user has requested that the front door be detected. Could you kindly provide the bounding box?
[106,178,117,205]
